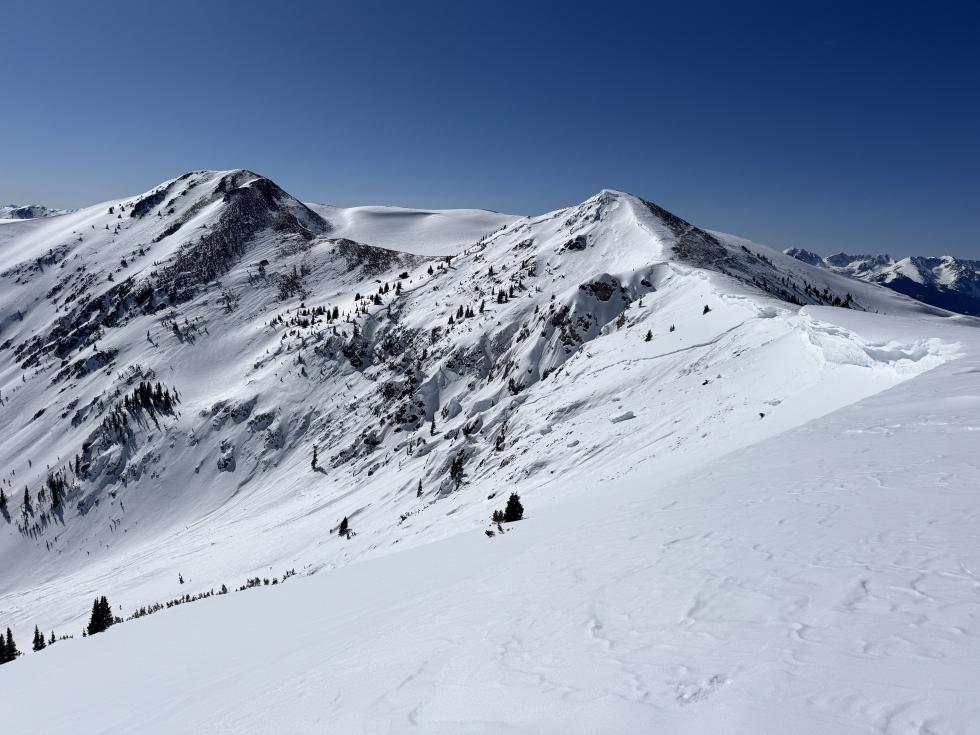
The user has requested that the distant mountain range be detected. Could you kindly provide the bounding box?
[785,248,980,315]
[0,204,70,220]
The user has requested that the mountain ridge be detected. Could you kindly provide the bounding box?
[0,168,960,649]
[785,247,980,315]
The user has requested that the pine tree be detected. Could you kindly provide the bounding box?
[0,630,7,663]
[338,516,349,536]
[100,596,114,632]
[449,451,466,488]
[87,596,114,635]
[4,627,18,661]
[32,625,45,651]
[416,478,422,497]
[703,304,711,314]
[49,631,56,646]
[645,330,653,342]
[311,445,318,471]
[87,598,100,635]
[503,493,524,522]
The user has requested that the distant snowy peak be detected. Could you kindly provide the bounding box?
[0,203,69,220]
[784,248,980,314]
[782,247,825,267]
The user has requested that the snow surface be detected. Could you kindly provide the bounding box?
[1,173,978,733]
[305,202,517,256]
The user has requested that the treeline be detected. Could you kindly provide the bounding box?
[0,566,298,667]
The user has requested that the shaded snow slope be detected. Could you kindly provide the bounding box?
[305,202,517,255]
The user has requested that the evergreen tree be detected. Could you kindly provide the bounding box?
[4,627,18,661]
[49,631,56,646]
[87,596,114,635]
[703,304,711,314]
[32,625,45,651]
[0,487,6,512]
[503,493,524,522]
[645,330,653,342]
[0,630,6,663]
[311,445,318,470]
[416,478,422,497]
[449,451,466,488]
[338,516,349,536]
[87,598,100,635]
[100,596,114,631]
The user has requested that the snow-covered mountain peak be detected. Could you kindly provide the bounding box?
[0,204,70,220]
[1,170,978,734]
[0,170,964,695]
[786,248,980,314]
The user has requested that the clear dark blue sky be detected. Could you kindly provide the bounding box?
[2,0,977,256]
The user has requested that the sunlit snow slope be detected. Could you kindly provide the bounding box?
[1,172,977,733]
[306,202,517,256]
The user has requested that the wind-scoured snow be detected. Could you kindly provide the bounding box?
[306,202,517,256]
[0,172,978,733]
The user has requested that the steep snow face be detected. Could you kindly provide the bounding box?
[305,202,517,256]
[0,174,963,673]
[787,249,980,315]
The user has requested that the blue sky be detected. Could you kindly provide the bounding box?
[1,0,977,256]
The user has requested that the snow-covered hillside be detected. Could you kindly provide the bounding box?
[785,247,980,315]
[1,171,978,732]
[305,202,517,256]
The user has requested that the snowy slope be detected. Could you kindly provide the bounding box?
[305,202,517,255]
[2,307,979,734]
[785,247,980,315]
[0,172,977,732]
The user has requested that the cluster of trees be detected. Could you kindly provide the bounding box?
[86,596,116,636]
[491,493,524,524]
[123,381,179,413]
[32,626,55,651]
[45,470,68,510]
